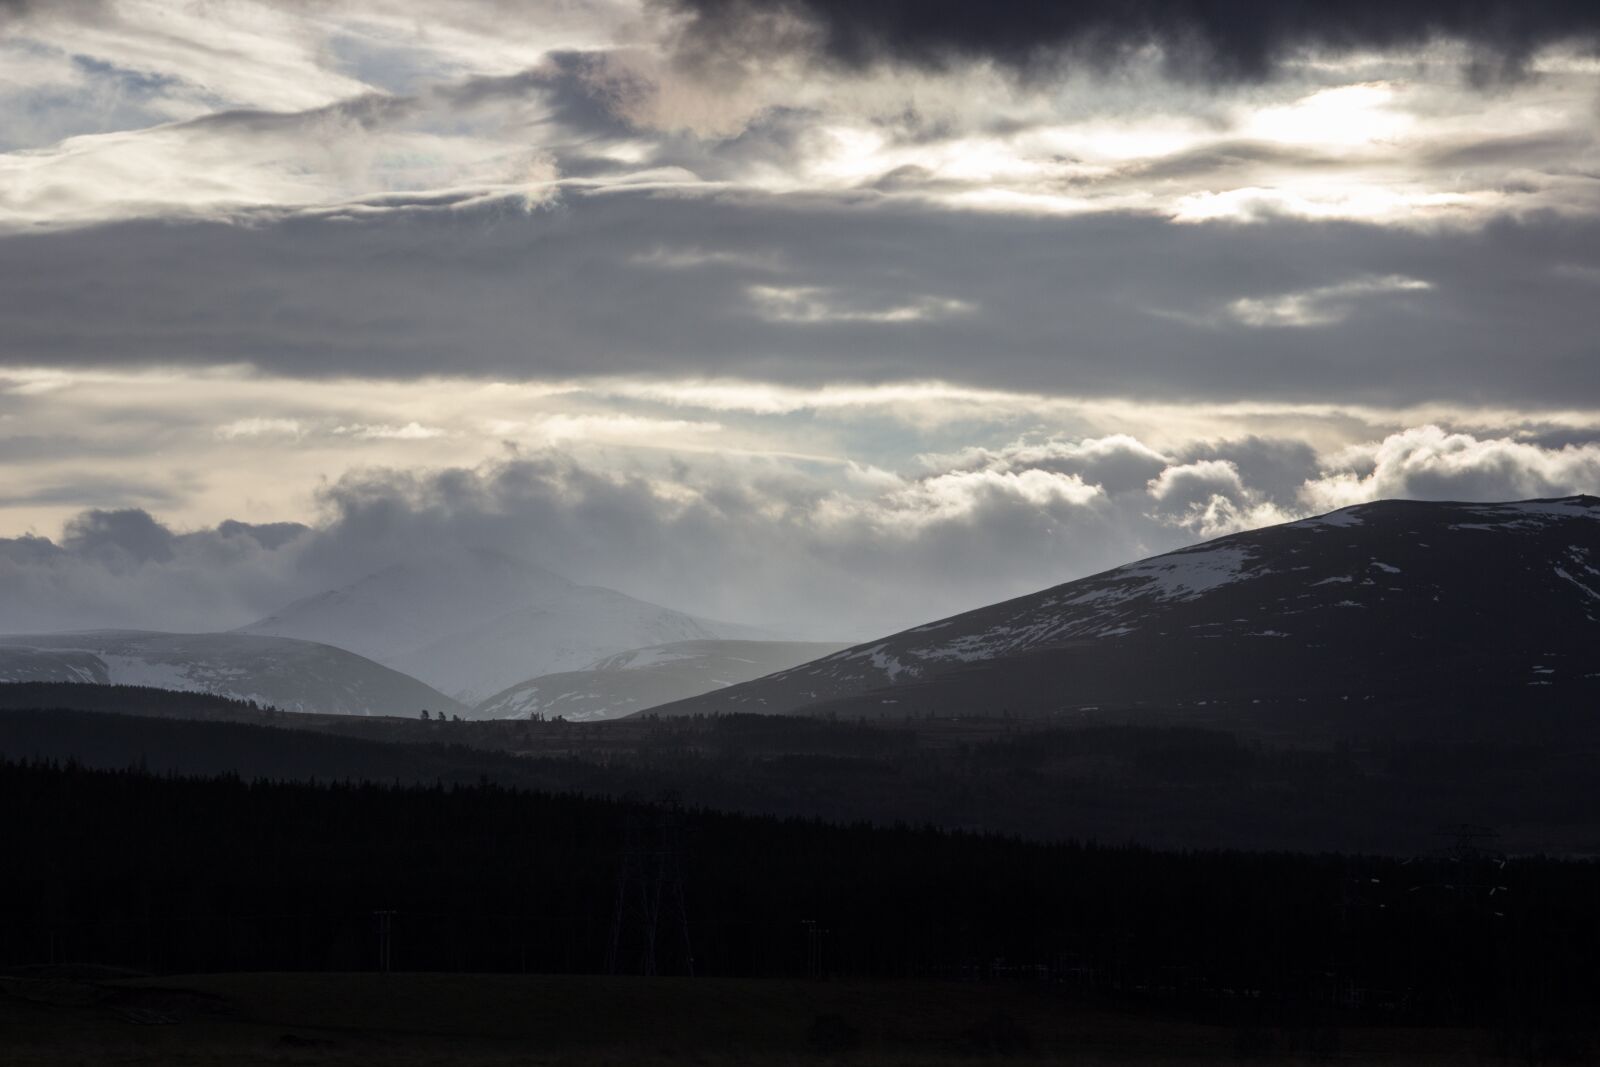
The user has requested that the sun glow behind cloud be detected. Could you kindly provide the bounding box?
[1241,83,1412,147]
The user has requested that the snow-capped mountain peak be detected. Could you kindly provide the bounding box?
[239,547,767,704]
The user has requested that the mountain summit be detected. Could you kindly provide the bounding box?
[239,547,762,703]
[643,497,1600,738]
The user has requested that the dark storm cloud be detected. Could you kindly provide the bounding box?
[5,509,308,569]
[216,519,311,550]
[2,190,1599,409]
[0,508,316,633]
[1175,437,1322,503]
[61,508,177,565]
[0,533,62,565]
[662,0,1600,82]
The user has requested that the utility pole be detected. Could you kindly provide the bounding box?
[373,910,397,973]
[1434,824,1506,909]
[608,795,694,976]
[800,919,829,979]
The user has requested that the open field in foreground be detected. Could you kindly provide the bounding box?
[0,970,1532,1066]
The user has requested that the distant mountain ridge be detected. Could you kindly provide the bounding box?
[472,639,850,721]
[0,630,460,717]
[642,496,1600,736]
[237,548,764,703]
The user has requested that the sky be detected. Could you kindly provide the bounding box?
[1,0,1599,639]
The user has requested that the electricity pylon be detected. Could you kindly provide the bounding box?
[607,797,694,976]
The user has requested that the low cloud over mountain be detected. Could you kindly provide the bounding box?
[5,424,1597,641]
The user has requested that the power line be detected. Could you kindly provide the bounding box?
[607,796,694,976]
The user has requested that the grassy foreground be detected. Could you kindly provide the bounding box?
[0,970,1501,1065]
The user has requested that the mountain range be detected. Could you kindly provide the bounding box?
[8,498,1597,736]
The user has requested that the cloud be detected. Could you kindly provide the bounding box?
[1146,459,1291,536]
[1225,274,1431,328]
[927,434,1172,496]
[1176,436,1321,503]
[60,508,174,566]
[0,508,316,634]
[1301,425,1600,510]
[0,475,182,510]
[662,0,1600,83]
[746,284,973,323]
[0,0,1595,246]
[331,422,449,441]
[1147,458,1247,507]
[2,193,1599,412]
[0,0,103,26]
[215,519,310,551]
[822,467,1104,531]
[217,417,305,440]
[3,420,1599,640]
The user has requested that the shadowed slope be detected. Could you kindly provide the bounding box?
[643,497,1600,739]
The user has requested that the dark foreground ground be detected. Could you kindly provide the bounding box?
[0,970,1519,1066]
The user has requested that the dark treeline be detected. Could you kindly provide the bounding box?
[0,705,581,788]
[3,757,1598,1031]
[7,696,1600,854]
[0,683,276,719]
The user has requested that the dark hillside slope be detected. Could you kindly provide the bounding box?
[646,497,1600,739]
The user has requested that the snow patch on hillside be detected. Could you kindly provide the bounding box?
[1553,567,1600,602]
[859,643,915,682]
[1296,508,1365,529]
[1113,544,1254,601]
[93,654,201,692]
